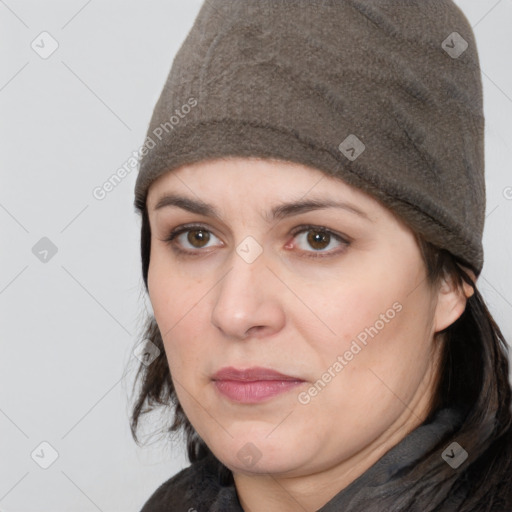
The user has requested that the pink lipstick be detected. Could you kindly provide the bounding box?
[211,366,305,403]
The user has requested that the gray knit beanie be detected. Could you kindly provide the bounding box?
[134,0,486,276]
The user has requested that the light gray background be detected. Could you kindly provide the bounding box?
[1,1,511,511]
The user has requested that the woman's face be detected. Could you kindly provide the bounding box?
[146,156,460,479]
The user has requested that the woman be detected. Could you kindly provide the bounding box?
[129,1,512,510]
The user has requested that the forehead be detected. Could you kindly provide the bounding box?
[146,157,377,212]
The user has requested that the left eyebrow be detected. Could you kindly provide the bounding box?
[153,193,373,223]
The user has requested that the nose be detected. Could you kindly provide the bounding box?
[210,247,285,340]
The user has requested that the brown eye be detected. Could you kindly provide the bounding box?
[186,228,210,248]
[306,229,331,250]
[291,225,350,258]
[163,224,221,253]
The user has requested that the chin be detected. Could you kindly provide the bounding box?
[211,435,308,476]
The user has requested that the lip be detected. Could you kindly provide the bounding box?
[212,366,303,381]
[212,366,305,403]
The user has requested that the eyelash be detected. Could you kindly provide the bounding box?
[163,223,351,259]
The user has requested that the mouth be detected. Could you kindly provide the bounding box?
[211,366,306,403]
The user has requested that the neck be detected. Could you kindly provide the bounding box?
[232,401,431,512]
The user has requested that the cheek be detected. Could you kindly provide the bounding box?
[319,276,403,350]
[150,285,203,364]
[328,245,432,355]
[148,254,210,378]
[313,257,435,385]
[148,246,198,326]
[317,284,435,419]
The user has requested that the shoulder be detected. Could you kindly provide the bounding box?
[139,452,230,512]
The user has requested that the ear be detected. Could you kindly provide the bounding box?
[433,265,476,333]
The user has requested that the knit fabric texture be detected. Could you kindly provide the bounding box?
[134,0,486,275]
